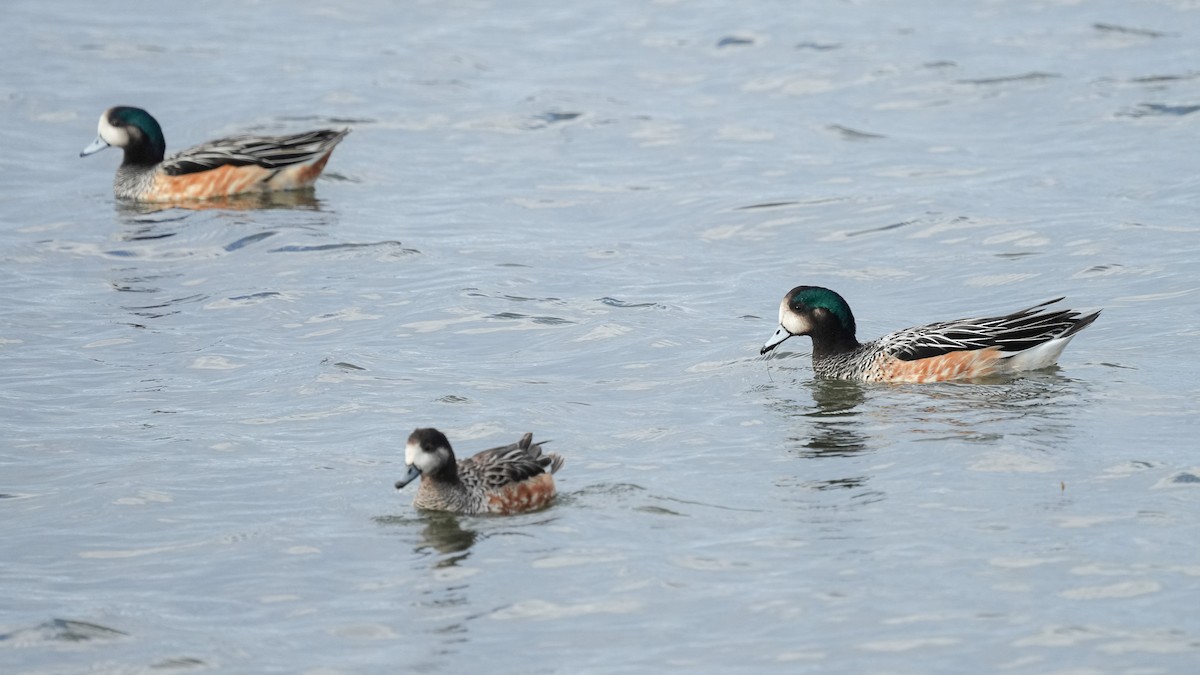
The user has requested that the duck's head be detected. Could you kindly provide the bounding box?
[395,428,457,489]
[80,106,166,165]
[760,285,857,355]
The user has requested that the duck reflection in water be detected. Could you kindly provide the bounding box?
[793,378,870,458]
[763,377,872,493]
[373,512,479,568]
[114,188,325,214]
[419,513,478,567]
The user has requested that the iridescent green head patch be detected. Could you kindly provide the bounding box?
[788,286,855,335]
[110,106,166,155]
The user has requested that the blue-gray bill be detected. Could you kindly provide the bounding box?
[80,136,110,157]
[394,464,422,489]
[760,324,792,355]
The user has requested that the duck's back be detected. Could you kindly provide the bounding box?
[161,129,349,175]
[839,300,1100,383]
[136,129,349,202]
[456,433,563,514]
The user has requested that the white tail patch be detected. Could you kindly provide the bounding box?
[1000,335,1076,372]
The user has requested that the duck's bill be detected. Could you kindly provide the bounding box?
[394,464,422,489]
[760,324,793,355]
[80,136,110,157]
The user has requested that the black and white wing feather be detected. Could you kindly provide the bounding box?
[883,298,1100,362]
[457,433,562,491]
[161,129,349,176]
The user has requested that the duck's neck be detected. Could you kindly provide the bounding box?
[414,470,473,512]
[809,325,861,359]
[426,460,463,487]
[120,141,165,169]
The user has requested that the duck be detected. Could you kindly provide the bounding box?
[395,428,564,515]
[80,106,348,202]
[760,286,1100,383]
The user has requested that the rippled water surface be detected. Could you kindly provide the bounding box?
[3,1,1200,673]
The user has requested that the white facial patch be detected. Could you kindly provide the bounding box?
[97,112,131,148]
[404,440,420,466]
[779,298,814,336]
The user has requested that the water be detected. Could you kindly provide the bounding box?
[3,0,1199,672]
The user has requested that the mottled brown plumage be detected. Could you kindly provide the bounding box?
[395,428,564,515]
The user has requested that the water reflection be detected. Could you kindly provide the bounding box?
[763,377,872,493]
[374,511,481,660]
[879,373,1089,450]
[418,513,479,568]
[374,512,480,567]
[766,377,871,459]
[100,196,344,326]
[768,370,1090,454]
[804,379,870,455]
[114,188,325,215]
[112,193,336,245]
[764,371,1093,499]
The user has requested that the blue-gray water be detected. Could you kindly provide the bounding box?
[3,1,1199,673]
